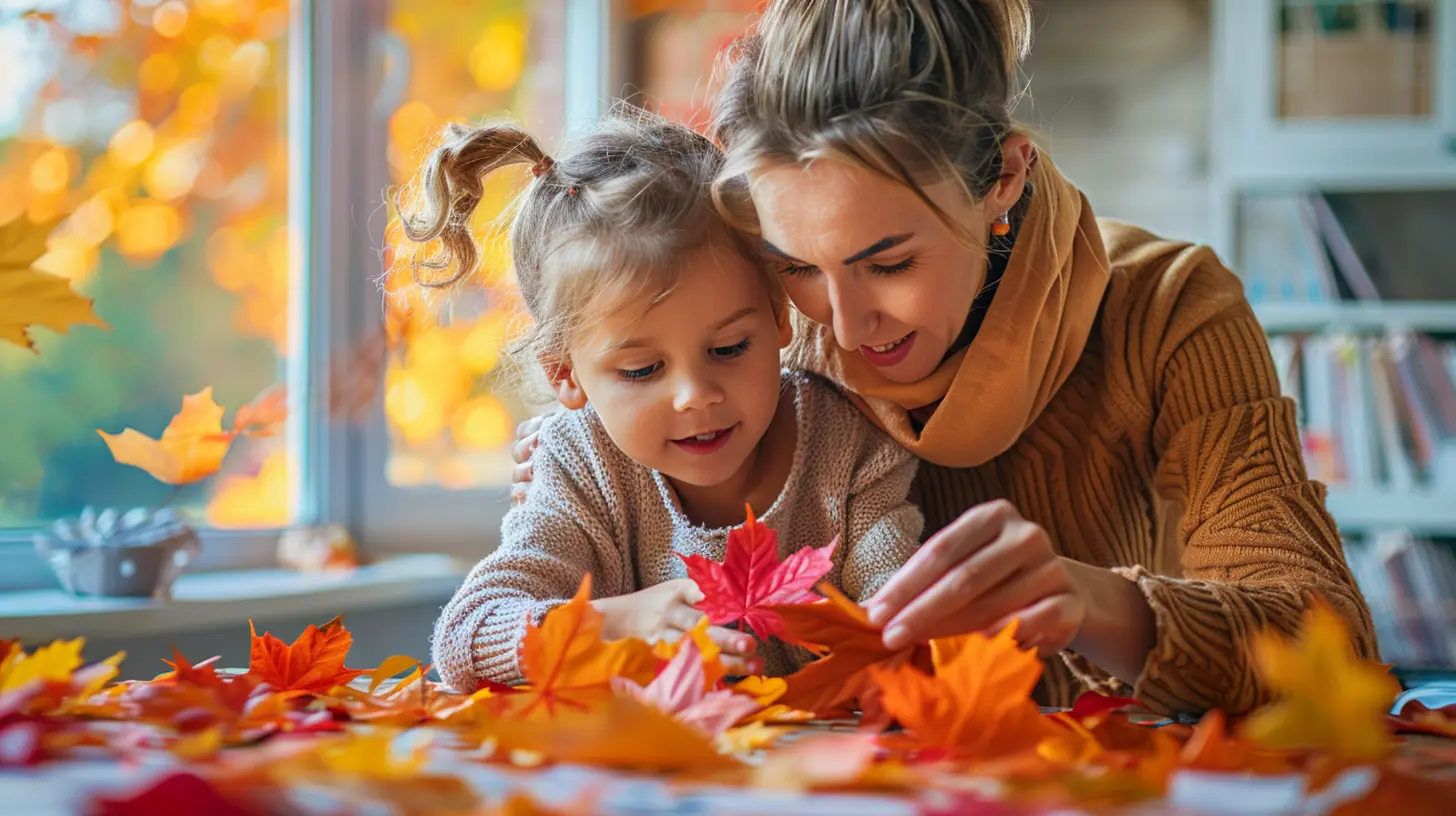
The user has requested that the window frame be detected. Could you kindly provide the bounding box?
[0,0,611,591]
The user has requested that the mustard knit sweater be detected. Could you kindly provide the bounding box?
[786,158,1379,716]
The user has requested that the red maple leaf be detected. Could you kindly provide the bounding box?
[86,771,271,816]
[678,505,836,641]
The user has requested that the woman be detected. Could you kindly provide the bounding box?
[509,0,1376,716]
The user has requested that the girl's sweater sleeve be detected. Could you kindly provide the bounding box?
[818,383,926,603]
[430,412,635,692]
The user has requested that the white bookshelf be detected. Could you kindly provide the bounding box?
[1326,490,1456,535]
[1213,0,1456,538]
[1253,302,1456,334]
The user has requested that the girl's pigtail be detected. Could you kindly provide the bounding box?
[396,123,553,289]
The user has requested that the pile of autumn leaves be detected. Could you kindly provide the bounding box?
[4,516,1455,814]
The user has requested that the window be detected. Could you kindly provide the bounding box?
[0,0,297,534]
[1,0,758,587]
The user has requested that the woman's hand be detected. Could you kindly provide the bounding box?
[510,417,544,503]
[864,499,1155,684]
[590,578,763,675]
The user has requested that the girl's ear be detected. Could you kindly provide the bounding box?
[541,355,588,410]
[776,302,794,350]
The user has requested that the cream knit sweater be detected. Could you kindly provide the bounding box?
[431,371,925,692]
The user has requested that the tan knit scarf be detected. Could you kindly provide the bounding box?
[786,154,1111,468]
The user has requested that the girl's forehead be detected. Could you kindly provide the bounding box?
[580,246,770,349]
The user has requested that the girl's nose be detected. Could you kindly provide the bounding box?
[672,371,726,412]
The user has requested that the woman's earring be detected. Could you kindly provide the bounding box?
[991,210,1011,237]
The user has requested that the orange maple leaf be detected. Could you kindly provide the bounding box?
[247,615,364,694]
[1239,600,1399,762]
[97,387,235,484]
[870,622,1057,761]
[0,216,108,351]
[474,693,740,772]
[768,583,927,717]
[506,575,657,719]
[1179,709,1297,773]
[232,386,288,437]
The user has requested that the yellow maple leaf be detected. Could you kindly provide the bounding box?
[1239,600,1400,762]
[0,217,108,351]
[0,638,86,694]
[97,387,235,484]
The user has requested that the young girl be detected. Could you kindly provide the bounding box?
[404,109,924,693]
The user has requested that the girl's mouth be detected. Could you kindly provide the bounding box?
[671,425,737,455]
[859,332,916,367]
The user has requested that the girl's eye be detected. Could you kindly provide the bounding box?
[869,255,919,276]
[618,362,661,381]
[711,338,753,359]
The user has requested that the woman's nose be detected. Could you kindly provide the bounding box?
[828,278,877,351]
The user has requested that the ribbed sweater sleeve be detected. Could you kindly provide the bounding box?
[1064,254,1379,715]
[430,412,633,693]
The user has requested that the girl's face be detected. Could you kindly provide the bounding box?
[749,159,998,384]
[554,240,790,488]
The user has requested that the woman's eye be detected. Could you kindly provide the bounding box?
[776,262,817,278]
[711,338,753,359]
[618,362,661,381]
[869,255,919,276]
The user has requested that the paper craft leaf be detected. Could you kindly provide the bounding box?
[232,386,288,437]
[651,617,726,691]
[247,615,365,694]
[869,622,1056,761]
[98,388,235,485]
[612,639,758,736]
[1179,709,1296,773]
[1239,600,1400,762]
[0,217,108,351]
[512,575,657,719]
[679,506,836,640]
[368,655,423,696]
[768,583,926,716]
[1388,700,1456,739]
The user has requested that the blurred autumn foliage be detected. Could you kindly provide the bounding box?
[0,0,758,529]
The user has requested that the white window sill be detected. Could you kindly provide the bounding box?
[0,553,468,643]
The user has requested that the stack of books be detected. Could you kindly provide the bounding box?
[1269,333,1456,491]
[1346,530,1456,670]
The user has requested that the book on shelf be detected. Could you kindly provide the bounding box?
[1276,334,1456,492]
[1347,530,1456,671]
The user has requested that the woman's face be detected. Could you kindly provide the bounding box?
[749,160,995,384]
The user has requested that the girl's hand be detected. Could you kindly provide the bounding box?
[510,417,544,504]
[590,579,763,675]
[865,500,1088,656]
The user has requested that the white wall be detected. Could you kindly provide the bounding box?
[1017,0,1213,247]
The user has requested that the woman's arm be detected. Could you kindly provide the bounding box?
[1073,262,1377,715]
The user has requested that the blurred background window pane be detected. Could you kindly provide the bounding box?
[612,0,760,131]
[378,0,566,490]
[0,0,295,530]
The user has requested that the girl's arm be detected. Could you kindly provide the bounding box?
[838,424,925,604]
[431,415,626,692]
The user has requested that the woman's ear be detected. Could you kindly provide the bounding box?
[540,355,588,410]
[776,301,794,350]
[991,133,1036,213]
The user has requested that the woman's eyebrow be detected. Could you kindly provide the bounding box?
[842,233,913,265]
[762,240,803,262]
